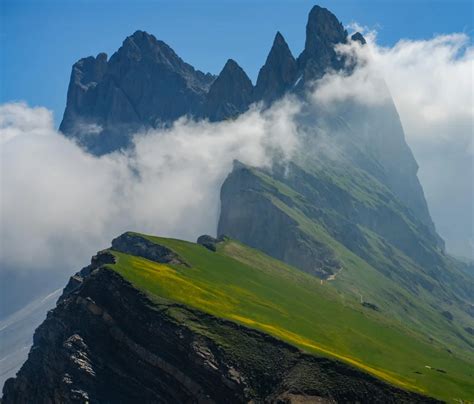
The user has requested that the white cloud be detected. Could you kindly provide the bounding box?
[369,33,473,259]
[310,30,474,258]
[0,99,299,273]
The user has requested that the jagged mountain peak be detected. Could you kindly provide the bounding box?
[71,53,108,88]
[271,31,292,52]
[202,58,253,121]
[254,31,297,103]
[306,5,347,44]
[273,31,285,44]
[221,58,247,75]
[297,4,348,81]
[351,31,367,45]
[114,30,191,72]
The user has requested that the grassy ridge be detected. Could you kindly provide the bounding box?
[247,163,474,358]
[108,234,474,402]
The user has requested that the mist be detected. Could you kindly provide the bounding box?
[0,99,299,278]
[313,29,473,259]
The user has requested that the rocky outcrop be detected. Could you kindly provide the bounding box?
[254,32,297,104]
[111,232,188,266]
[201,59,254,121]
[2,259,439,403]
[351,32,367,45]
[196,234,226,252]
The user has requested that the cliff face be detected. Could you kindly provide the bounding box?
[202,59,254,121]
[297,5,348,84]
[254,32,297,104]
[59,30,215,155]
[218,163,341,279]
[2,251,439,403]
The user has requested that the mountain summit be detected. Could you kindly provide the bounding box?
[297,5,348,83]
[202,59,253,121]
[254,32,297,103]
[59,31,215,154]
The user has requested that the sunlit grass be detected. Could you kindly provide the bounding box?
[108,234,474,402]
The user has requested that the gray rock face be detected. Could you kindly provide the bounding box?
[2,254,440,403]
[297,5,348,84]
[254,32,297,104]
[60,31,215,154]
[351,31,367,45]
[201,59,253,121]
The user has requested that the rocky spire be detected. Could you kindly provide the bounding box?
[202,59,254,121]
[351,32,367,45]
[254,32,297,104]
[297,5,348,82]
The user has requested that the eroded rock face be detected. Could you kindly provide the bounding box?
[201,59,254,121]
[2,264,439,403]
[297,5,348,84]
[254,32,297,104]
[60,31,215,154]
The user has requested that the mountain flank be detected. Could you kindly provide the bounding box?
[3,232,458,402]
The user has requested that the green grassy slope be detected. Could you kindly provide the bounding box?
[107,233,474,402]
[219,160,474,360]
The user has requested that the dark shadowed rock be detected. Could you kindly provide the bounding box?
[297,5,348,84]
[254,32,297,104]
[201,59,253,121]
[196,235,218,251]
[351,31,367,45]
[60,31,215,155]
[111,232,188,266]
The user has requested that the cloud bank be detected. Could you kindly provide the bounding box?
[0,100,299,274]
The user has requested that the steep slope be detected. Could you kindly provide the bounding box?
[4,233,472,402]
[218,161,474,362]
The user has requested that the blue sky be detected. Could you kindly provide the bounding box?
[1,0,472,126]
